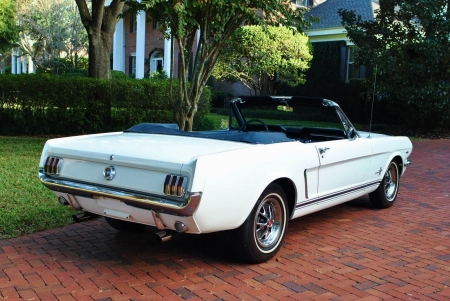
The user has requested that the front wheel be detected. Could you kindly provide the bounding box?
[369,160,400,208]
[232,183,288,263]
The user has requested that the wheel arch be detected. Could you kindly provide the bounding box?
[272,177,297,219]
[391,155,404,175]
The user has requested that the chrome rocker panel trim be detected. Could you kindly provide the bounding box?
[39,170,201,217]
[296,180,382,209]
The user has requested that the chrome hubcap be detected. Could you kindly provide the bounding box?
[254,196,282,249]
[384,163,398,201]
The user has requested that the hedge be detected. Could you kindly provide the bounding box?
[0,74,211,135]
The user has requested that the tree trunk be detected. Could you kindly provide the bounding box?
[75,0,124,79]
[87,31,112,78]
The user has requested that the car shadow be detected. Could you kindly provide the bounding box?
[50,196,381,266]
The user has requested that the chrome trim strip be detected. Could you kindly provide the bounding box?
[39,170,201,217]
[295,180,381,210]
[304,169,309,199]
[404,159,412,166]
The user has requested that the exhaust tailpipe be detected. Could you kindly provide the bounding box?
[154,231,172,243]
[72,212,100,223]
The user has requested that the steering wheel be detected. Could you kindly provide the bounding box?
[238,119,269,132]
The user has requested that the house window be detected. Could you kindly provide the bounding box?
[153,20,160,30]
[130,14,137,33]
[129,53,136,76]
[291,0,312,7]
[150,51,164,75]
[347,46,365,80]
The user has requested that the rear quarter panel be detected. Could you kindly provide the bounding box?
[188,141,320,233]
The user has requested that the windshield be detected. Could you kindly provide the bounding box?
[230,101,345,132]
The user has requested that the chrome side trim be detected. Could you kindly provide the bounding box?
[295,180,381,210]
[404,159,412,166]
[304,169,309,199]
[39,170,201,217]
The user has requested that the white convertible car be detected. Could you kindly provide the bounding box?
[39,96,412,262]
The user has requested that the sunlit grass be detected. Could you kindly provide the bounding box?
[0,136,77,239]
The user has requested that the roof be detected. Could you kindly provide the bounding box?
[307,0,377,30]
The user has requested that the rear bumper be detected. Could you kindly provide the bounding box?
[39,170,202,217]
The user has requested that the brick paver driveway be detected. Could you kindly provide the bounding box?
[1,139,450,301]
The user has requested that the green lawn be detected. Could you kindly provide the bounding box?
[0,136,77,239]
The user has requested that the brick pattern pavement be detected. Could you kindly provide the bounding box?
[1,139,450,300]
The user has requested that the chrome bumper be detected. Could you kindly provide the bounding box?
[39,170,201,217]
[404,159,412,166]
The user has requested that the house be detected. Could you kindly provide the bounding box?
[305,0,379,82]
[111,10,189,79]
[110,0,377,82]
[8,0,377,86]
[111,1,324,81]
[278,0,378,121]
[9,49,35,74]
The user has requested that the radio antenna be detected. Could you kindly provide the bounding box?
[368,64,378,138]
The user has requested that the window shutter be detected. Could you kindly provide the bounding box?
[360,66,366,78]
[339,45,347,81]
[129,15,133,33]
[129,56,133,75]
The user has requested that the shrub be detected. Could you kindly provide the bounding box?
[0,74,212,135]
[212,91,233,108]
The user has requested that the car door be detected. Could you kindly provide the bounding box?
[314,138,372,202]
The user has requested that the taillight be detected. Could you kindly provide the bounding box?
[44,157,63,175]
[163,175,188,197]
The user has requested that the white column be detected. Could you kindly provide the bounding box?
[113,18,125,72]
[21,56,27,73]
[135,9,146,79]
[16,57,21,74]
[27,55,34,74]
[11,49,16,74]
[163,30,172,77]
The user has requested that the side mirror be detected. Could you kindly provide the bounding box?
[348,127,357,140]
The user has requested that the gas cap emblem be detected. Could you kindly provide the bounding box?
[103,166,116,181]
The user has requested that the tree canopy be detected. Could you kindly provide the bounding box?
[128,0,311,130]
[212,25,312,95]
[339,0,450,128]
[0,0,17,52]
[16,0,88,74]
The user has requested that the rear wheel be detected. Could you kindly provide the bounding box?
[369,161,400,208]
[105,217,147,232]
[233,183,288,263]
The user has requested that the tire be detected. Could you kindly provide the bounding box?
[233,183,288,263]
[369,160,400,209]
[105,217,147,232]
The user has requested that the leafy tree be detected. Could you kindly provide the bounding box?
[213,25,312,95]
[0,0,17,52]
[75,0,124,78]
[16,0,88,74]
[128,0,311,131]
[339,0,450,128]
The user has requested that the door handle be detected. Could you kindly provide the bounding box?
[318,147,330,154]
